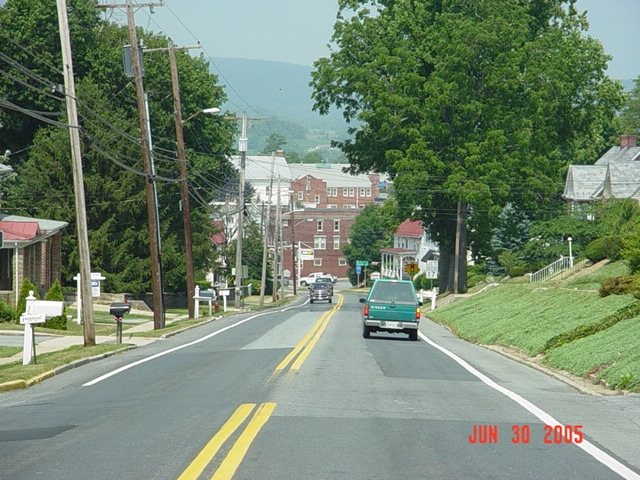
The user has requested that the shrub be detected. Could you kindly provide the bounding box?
[508,266,526,277]
[467,274,486,287]
[0,301,15,322]
[604,236,625,261]
[585,237,607,262]
[413,273,425,290]
[15,278,38,322]
[44,280,67,330]
[599,275,640,298]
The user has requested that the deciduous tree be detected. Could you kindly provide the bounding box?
[311,0,623,292]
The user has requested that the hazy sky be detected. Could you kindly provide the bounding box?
[126,0,640,80]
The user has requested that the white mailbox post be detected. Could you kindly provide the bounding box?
[420,288,438,310]
[21,291,64,365]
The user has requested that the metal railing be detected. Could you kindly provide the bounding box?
[529,256,572,283]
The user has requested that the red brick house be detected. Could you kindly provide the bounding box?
[0,214,68,308]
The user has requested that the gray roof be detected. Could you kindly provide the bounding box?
[594,146,640,165]
[565,144,640,202]
[602,163,640,199]
[229,156,379,188]
[563,165,607,201]
[287,163,373,188]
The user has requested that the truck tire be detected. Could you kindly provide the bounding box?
[362,324,371,339]
[409,329,418,341]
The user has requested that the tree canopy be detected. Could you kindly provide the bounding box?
[0,0,238,294]
[311,0,624,292]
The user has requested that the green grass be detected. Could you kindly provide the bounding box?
[0,344,127,387]
[428,261,640,393]
[0,346,21,358]
[543,317,640,391]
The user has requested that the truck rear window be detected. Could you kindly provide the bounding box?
[369,282,416,304]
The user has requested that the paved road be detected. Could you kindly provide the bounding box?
[0,293,638,479]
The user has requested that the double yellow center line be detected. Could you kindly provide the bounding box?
[275,294,343,372]
[177,295,343,479]
[178,402,275,480]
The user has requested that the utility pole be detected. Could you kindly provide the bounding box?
[97,1,165,328]
[259,153,275,306]
[234,115,248,308]
[272,175,282,302]
[290,194,297,295]
[143,39,201,318]
[57,0,95,346]
[225,115,264,308]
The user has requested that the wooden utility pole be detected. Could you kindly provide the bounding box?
[143,40,201,318]
[234,115,247,308]
[57,0,95,346]
[259,153,276,307]
[97,0,165,328]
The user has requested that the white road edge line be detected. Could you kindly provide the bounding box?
[418,331,640,480]
[83,303,304,387]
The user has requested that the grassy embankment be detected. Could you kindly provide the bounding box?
[428,261,640,393]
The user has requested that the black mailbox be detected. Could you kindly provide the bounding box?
[110,302,131,318]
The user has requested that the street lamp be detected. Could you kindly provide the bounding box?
[567,236,573,268]
[182,107,220,124]
[174,105,220,318]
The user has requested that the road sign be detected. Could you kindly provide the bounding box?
[404,262,418,276]
[300,249,314,260]
[356,260,369,266]
[424,270,438,279]
[356,265,362,275]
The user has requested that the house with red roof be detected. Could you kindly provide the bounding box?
[380,219,439,280]
[0,214,68,308]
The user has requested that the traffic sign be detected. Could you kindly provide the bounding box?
[356,260,369,266]
[404,262,418,276]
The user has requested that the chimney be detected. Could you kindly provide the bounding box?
[620,135,637,147]
[276,150,285,157]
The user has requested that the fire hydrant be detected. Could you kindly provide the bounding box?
[214,301,220,313]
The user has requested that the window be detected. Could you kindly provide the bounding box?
[366,188,371,197]
[327,204,337,209]
[314,258,323,267]
[343,187,348,196]
[314,236,326,250]
[314,195,320,204]
[297,191,303,201]
[333,236,340,250]
[327,187,331,196]
[317,220,323,231]
[349,188,355,197]
[360,188,366,197]
[334,220,340,231]
[339,258,347,266]
[332,188,338,196]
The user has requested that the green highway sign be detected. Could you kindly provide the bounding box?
[356,260,369,266]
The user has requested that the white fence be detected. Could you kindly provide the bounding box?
[529,256,573,283]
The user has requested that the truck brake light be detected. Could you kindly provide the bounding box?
[364,305,369,316]
[416,307,421,319]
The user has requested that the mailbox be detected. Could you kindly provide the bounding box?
[109,302,131,318]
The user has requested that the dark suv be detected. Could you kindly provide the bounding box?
[309,282,332,303]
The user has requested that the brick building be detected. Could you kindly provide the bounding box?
[222,156,386,283]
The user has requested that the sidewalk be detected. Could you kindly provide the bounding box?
[0,291,288,368]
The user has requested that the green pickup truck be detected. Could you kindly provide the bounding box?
[359,279,422,341]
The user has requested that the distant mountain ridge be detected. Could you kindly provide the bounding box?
[210,57,348,134]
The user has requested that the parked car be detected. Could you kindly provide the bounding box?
[300,272,337,286]
[309,282,332,303]
[359,279,422,341]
